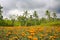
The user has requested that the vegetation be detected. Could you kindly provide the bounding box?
[0,27,60,40]
[0,5,60,26]
[0,4,60,40]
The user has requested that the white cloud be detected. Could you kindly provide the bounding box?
[0,0,60,18]
[8,9,23,16]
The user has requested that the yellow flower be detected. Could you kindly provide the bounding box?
[29,30,35,33]
[40,34,44,37]
[6,32,12,36]
[49,36,53,39]
[8,32,11,34]
[27,35,32,39]
[33,37,38,40]
[30,32,35,36]
[9,36,18,40]
[21,32,26,37]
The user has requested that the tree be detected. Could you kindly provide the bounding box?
[33,11,38,19]
[0,5,3,20]
[33,11,39,25]
[45,10,50,20]
[40,17,47,23]
[30,15,33,20]
[9,15,16,26]
[23,11,29,26]
[23,11,28,17]
[53,12,57,21]
[17,16,26,26]
[27,15,33,26]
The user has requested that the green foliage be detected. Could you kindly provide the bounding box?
[17,16,27,26]
[40,20,60,26]
[14,21,20,26]
[0,5,3,20]
[0,5,60,26]
[33,11,38,18]
[23,10,28,17]
[40,17,47,23]
[53,12,57,21]
[45,10,50,20]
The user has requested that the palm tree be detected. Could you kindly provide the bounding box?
[23,10,28,17]
[33,11,38,25]
[45,10,50,20]
[17,16,26,26]
[0,5,3,20]
[23,11,29,26]
[30,15,33,20]
[9,15,16,26]
[53,12,57,21]
[33,11,38,19]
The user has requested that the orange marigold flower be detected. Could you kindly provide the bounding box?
[7,32,11,34]
[50,36,54,39]
[30,32,35,36]
[6,32,12,36]
[29,30,35,33]
[29,28,36,33]
[40,34,44,37]
[6,34,9,36]
[21,32,26,37]
[53,36,58,39]
[45,33,48,35]
[28,35,32,39]
[14,32,17,34]
[9,36,18,40]
[33,37,38,40]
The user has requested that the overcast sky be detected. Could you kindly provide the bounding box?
[0,0,60,18]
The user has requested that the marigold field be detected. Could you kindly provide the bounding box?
[0,26,60,40]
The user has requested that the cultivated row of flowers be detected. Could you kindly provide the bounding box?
[0,27,60,40]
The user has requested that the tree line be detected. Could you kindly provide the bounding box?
[0,5,60,26]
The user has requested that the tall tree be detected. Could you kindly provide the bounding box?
[45,10,50,20]
[10,15,16,26]
[0,5,3,20]
[29,15,33,26]
[23,11,29,26]
[23,11,28,17]
[33,11,38,25]
[53,12,57,21]
[33,11,38,19]
[30,15,33,20]
[17,16,26,26]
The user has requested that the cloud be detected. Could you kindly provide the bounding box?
[0,0,60,18]
[0,0,46,10]
[16,0,46,10]
[48,0,60,14]
[54,5,60,14]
